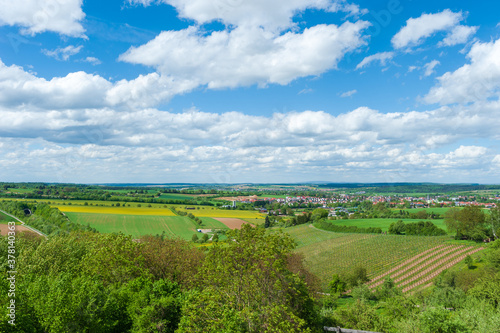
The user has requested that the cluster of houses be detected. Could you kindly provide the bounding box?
[228,193,499,210]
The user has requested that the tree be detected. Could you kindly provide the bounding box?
[344,266,370,288]
[465,255,474,269]
[444,205,487,240]
[328,274,346,295]
[201,233,209,243]
[311,208,329,220]
[212,233,219,242]
[191,233,199,242]
[489,206,500,239]
[264,216,270,228]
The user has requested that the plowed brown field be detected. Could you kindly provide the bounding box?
[213,218,248,229]
[0,224,37,236]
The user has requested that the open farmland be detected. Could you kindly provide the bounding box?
[284,224,456,290]
[395,207,452,215]
[65,212,211,240]
[329,218,449,233]
[213,218,248,229]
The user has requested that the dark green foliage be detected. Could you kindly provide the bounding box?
[200,233,209,243]
[328,274,346,295]
[388,219,406,234]
[375,277,401,301]
[264,216,270,228]
[177,224,317,332]
[343,266,370,288]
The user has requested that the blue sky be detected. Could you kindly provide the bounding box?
[0,0,499,184]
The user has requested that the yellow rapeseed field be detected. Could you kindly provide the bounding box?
[56,205,176,216]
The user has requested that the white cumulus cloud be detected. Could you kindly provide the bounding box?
[439,25,478,47]
[424,37,500,104]
[0,59,196,109]
[423,60,440,77]
[0,0,85,37]
[392,10,475,49]
[126,0,364,31]
[42,45,83,61]
[355,52,394,70]
[120,22,369,89]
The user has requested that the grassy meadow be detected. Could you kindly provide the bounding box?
[0,211,15,224]
[330,218,449,233]
[64,212,209,240]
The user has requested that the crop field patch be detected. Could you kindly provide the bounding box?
[65,212,197,240]
[213,218,248,229]
[198,217,229,229]
[56,205,176,216]
[284,224,450,290]
[159,193,196,200]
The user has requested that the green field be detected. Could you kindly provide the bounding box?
[284,224,450,289]
[65,212,206,240]
[241,218,265,226]
[6,188,33,194]
[330,218,449,233]
[159,193,196,200]
[258,194,288,199]
[396,207,452,215]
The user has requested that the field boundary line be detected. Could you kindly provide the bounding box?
[0,209,47,238]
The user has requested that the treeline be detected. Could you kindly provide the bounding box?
[0,201,96,235]
[318,182,500,194]
[314,221,383,234]
[171,207,203,227]
[388,220,447,236]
